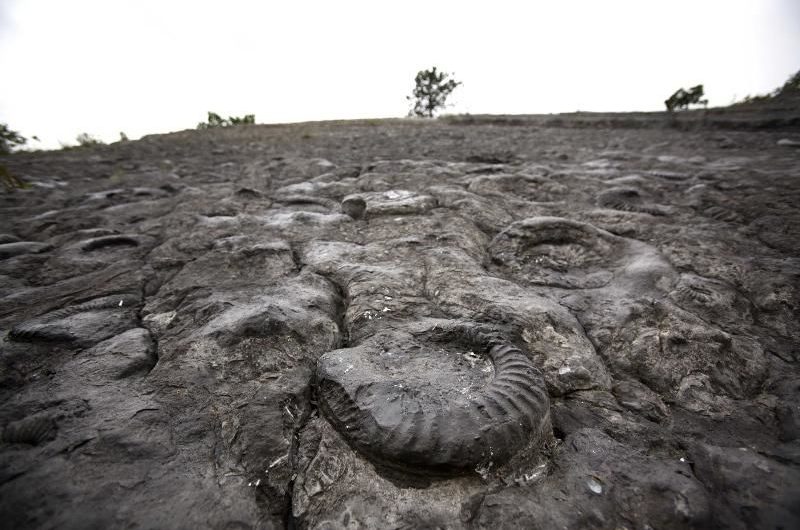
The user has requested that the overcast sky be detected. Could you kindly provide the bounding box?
[1,0,798,148]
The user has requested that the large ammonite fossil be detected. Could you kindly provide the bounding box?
[316,322,551,474]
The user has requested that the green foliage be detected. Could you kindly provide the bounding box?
[0,123,27,155]
[407,67,461,118]
[228,114,255,126]
[665,85,708,112]
[197,111,255,129]
[75,132,104,147]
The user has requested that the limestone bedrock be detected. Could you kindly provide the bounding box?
[1,116,799,529]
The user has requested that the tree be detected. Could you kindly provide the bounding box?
[407,67,461,118]
[665,84,708,112]
[0,123,27,155]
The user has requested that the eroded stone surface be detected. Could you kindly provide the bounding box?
[1,117,799,528]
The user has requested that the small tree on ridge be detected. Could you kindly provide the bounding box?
[665,84,708,112]
[408,67,461,118]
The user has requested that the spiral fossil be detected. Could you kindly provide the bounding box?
[2,416,56,445]
[8,293,141,344]
[596,186,667,215]
[489,217,622,289]
[703,205,741,223]
[81,235,141,251]
[669,273,748,326]
[316,323,551,474]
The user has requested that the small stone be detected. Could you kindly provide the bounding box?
[341,195,367,219]
[586,476,603,495]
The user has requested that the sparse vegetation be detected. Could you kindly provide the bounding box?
[75,132,104,147]
[665,85,708,112]
[737,69,800,104]
[407,67,461,118]
[0,126,36,191]
[780,70,800,94]
[0,123,28,155]
[197,111,255,129]
[1,165,28,191]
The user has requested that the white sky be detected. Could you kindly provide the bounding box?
[1,0,798,148]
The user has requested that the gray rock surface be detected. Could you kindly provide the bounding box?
[1,115,799,529]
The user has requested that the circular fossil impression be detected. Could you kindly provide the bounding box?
[316,323,551,474]
[9,293,141,347]
[489,217,624,288]
[596,186,667,215]
[669,273,750,326]
[81,234,141,252]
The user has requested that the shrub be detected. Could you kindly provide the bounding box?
[0,123,27,155]
[75,132,104,147]
[407,67,461,118]
[197,111,255,129]
[776,70,800,95]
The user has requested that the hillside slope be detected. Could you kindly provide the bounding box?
[1,112,799,529]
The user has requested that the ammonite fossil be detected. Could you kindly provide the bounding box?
[316,322,551,474]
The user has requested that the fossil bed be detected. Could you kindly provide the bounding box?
[1,111,799,529]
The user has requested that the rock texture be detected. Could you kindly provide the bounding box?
[1,113,799,529]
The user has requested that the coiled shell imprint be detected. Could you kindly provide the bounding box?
[488,217,627,289]
[317,323,551,474]
[8,293,141,347]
